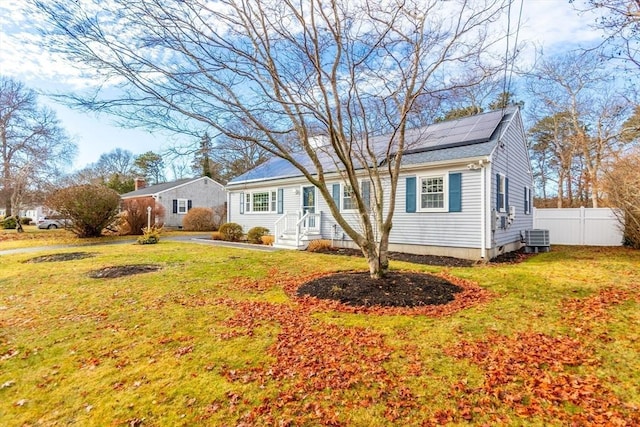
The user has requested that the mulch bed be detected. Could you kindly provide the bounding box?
[297,271,461,307]
[316,247,476,267]
[24,252,95,263]
[301,246,534,308]
[87,264,161,278]
[313,247,535,266]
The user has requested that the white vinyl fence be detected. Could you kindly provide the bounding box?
[533,207,623,246]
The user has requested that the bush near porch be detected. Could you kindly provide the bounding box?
[0,243,638,425]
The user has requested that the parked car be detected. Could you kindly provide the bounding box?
[37,217,70,229]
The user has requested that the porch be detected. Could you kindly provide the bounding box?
[273,211,323,249]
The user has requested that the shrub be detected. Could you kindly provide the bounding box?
[137,226,162,245]
[182,207,216,231]
[211,231,223,240]
[307,239,333,252]
[1,216,17,229]
[218,222,243,242]
[20,217,32,225]
[247,226,270,244]
[261,235,275,246]
[46,184,121,238]
[119,197,165,236]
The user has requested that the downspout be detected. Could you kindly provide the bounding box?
[480,159,487,259]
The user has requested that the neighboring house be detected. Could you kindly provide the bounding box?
[121,177,226,228]
[225,107,534,260]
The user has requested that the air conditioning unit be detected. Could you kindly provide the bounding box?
[524,229,550,253]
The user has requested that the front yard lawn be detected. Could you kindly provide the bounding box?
[1,242,638,425]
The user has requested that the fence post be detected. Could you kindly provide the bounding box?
[580,206,585,245]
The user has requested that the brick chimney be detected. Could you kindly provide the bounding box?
[134,177,146,191]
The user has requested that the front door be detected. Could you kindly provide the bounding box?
[302,186,316,228]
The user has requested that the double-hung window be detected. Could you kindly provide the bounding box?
[244,190,278,213]
[524,186,532,215]
[406,173,461,213]
[342,185,356,211]
[497,174,507,212]
[177,199,188,214]
[420,175,445,211]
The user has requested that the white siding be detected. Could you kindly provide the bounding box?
[391,168,483,248]
[228,184,301,235]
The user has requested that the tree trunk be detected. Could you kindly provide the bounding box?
[361,242,386,279]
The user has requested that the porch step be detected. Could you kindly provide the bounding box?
[275,231,323,250]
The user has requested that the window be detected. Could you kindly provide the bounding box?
[343,185,356,210]
[406,173,460,213]
[420,176,445,210]
[335,181,370,212]
[177,199,188,214]
[497,174,507,212]
[524,186,532,215]
[243,190,279,213]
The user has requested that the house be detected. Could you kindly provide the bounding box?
[225,107,534,260]
[121,177,226,228]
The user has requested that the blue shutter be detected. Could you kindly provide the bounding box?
[405,177,416,213]
[528,187,533,214]
[239,193,244,214]
[448,173,462,212]
[277,188,284,214]
[332,184,341,211]
[172,199,178,214]
[362,181,371,210]
[496,174,501,210]
[187,200,192,211]
[505,177,509,209]
[524,187,528,214]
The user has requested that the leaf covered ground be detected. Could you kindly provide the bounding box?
[0,240,639,425]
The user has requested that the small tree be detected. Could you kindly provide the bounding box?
[46,184,121,237]
[120,197,165,235]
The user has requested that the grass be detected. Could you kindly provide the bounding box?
[1,236,639,425]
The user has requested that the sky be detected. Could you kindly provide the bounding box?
[0,0,604,173]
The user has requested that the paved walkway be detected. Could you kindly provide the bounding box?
[0,235,281,256]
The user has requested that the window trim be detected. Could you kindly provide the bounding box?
[418,174,448,212]
[524,186,532,215]
[176,198,189,215]
[243,190,280,214]
[497,174,507,213]
[342,184,357,212]
[339,181,369,212]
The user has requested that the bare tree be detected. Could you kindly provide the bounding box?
[0,76,76,218]
[573,0,640,69]
[34,0,510,278]
[66,148,139,193]
[525,51,634,208]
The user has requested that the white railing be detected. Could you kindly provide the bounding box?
[298,212,321,234]
[275,211,322,247]
[274,211,299,240]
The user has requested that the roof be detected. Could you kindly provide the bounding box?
[121,177,200,198]
[228,107,515,186]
